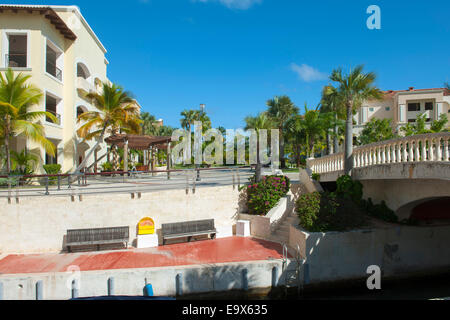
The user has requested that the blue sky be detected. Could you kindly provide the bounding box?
[9,0,450,129]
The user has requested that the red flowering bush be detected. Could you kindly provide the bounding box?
[246,175,290,216]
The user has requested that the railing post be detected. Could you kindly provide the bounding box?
[45,177,49,195]
[414,140,420,162]
[408,141,414,162]
[422,139,427,161]
[381,146,386,164]
[386,145,391,163]
[402,142,408,162]
[436,137,442,161]
[57,175,61,191]
[428,138,434,161]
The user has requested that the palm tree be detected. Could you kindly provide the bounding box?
[320,85,346,154]
[266,96,299,169]
[140,112,157,135]
[10,149,39,174]
[285,114,306,168]
[75,82,141,174]
[180,109,197,133]
[301,104,328,158]
[0,68,57,174]
[244,112,273,182]
[329,66,383,175]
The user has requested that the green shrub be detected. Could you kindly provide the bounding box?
[360,198,398,223]
[43,164,61,185]
[246,175,291,216]
[312,173,320,181]
[0,177,19,187]
[336,175,363,204]
[101,162,113,172]
[43,164,62,175]
[296,192,369,232]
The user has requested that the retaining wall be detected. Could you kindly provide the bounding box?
[0,186,240,254]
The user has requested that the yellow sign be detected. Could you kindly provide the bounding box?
[138,217,155,235]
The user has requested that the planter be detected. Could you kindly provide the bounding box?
[238,195,290,238]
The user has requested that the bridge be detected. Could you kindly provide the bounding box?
[306,132,450,221]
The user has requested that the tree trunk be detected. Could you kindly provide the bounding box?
[4,116,11,174]
[333,113,339,154]
[255,136,261,182]
[279,129,286,169]
[344,102,354,175]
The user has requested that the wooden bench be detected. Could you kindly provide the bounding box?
[66,226,129,252]
[161,219,216,245]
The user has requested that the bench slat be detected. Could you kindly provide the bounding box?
[67,226,129,246]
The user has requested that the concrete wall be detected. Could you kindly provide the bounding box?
[289,224,450,285]
[0,186,240,255]
[0,259,299,300]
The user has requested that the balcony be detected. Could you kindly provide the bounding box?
[46,110,61,126]
[77,77,96,97]
[5,53,27,68]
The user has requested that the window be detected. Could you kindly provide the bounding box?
[5,34,27,68]
[45,93,61,125]
[385,107,391,111]
[408,103,420,112]
[45,152,58,165]
[369,108,374,112]
[425,102,433,111]
[408,119,416,123]
[46,40,63,81]
[426,118,431,122]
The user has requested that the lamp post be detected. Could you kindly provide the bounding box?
[196,104,205,181]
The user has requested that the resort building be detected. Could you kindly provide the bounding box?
[0,4,137,174]
[354,87,450,137]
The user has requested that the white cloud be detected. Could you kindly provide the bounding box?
[193,0,262,10]
[290,63,328,82]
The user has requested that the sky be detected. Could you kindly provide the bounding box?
[7,0,450,129]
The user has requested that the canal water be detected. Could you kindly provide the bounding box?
[179,272,450,300]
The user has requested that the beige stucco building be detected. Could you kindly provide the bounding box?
[0,4,118,173]
[354,87,450,136]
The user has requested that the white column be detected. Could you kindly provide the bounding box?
[422,139,427,161]
[386,145,391,163]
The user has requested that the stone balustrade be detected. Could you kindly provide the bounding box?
[307,132,450,174]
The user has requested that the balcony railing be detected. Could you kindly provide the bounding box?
[46,110,61,125]
[5,53,27,68]
[77,77,96,94]
[46,61,62,81]
[307,132,450,174]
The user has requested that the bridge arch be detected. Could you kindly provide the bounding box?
[397,197,450,223]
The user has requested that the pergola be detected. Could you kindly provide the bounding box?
[104,134,172,173]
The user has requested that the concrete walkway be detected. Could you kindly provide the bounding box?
[0,237,288,275]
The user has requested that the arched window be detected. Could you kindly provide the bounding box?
[76,106,88,119]
[76,62,91,80]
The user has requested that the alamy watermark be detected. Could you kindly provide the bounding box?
[171,121,280,167]
[367,5,381,30]
[367,265,382,290]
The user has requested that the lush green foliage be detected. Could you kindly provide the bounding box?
[311,173,321,181]
[335,175,363,205]
[43,164,61,175]
[401,113,448,136]
[101,162,113,172]
[296,191,368,232]
[360,198,398,223]
[358,118,395,145]
[296,175,398,232]
[246,175,290,215]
